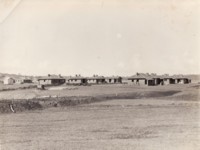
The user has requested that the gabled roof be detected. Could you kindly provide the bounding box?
[172,75,188,79]
[105,76,122,79]
[15,76,32,80]
[127,73,179,80]
[3,76,15,80]
[68,76,87,80]
[128,73,152,79]
[87,76,105,80]
[156,75,173,79]
[38,75,65,80]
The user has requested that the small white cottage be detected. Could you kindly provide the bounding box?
[3,77,15,85]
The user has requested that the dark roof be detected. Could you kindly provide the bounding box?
[105,76,122,79]
[128,73,151,80]
[155,75,173,79]
[87,76,105,80]
[68,76,87,80]
[38,75,65,80]
[15,76,32,80]
[3,76,15,80]
[128,73,176,80]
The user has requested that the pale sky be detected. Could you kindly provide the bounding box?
[0,0,199,76]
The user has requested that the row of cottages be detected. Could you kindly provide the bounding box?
[15,77,32,84]
[87,76,106,84]
[67,76,88,85]
[38,74,66,86]
[2,76,33,85]
[66,75,122,85]
[172,75,191,84]
[127,73,191,86]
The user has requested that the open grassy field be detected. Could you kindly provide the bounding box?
[0,83,195,100]
[0,84,199,149]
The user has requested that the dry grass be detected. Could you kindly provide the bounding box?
[0,97,199,150]
[0,83,188,100]
[0,83,36,92]
[0,83,199,113]
[0,83,199,150]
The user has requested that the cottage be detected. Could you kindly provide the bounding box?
[145,77,156,86]
[127,73,164,86]
[127,77,146,85]
[15,78,23,84]
[3,76,15,85]
[105,76,122,84]
[15,77,32,84]
[153,77,162,85]
[159,76,175,85]
[128,73,148,85]
[149,75,162,85]
[23,78,32,83]
[87,76,106,84]
[172,75,190,84]
[38,74,65,86]
[67,76,87,85]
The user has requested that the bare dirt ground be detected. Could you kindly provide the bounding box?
[0,84,199,150]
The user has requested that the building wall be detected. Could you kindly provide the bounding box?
[51,79,65,85]
[68,79,82,84]
[97,79,106,84]
[105,78,121,84]
[138,79,146,85]
[126,79,146,85]
[16,79,23,84]
[154,78,161,85]
[163,79,170,85]
[175,79,189,84]
[88,79,96,84]
[163,78,175,85]
[127,79,136,85]
[147,80,155,86]
[39,79,65,85]
[126,80,134,85]
[88,79,105,84]
[23,80,32,83]
[106,79,113,83]
[38,79,52,85]
[4,78,15,85]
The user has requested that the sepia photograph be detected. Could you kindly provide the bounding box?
[0,0,199,149]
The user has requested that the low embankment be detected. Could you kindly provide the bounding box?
[0,90,180,114]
